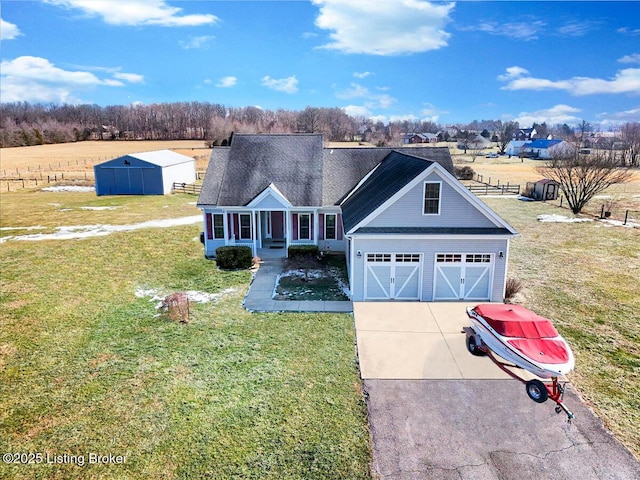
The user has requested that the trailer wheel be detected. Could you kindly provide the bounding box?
[526,380,549,403]
[466,334,487,356]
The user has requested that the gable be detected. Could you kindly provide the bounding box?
[365,170,497,229]
[343,158,518,236]
[247,183,292,209]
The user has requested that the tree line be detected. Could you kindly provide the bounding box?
[0,102,638,166]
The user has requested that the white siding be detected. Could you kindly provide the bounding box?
[162,161,196,194]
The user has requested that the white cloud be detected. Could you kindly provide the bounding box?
[619,54,640,64]
[498,66,640,96]
[45,0,218,27]
[113,72,144,83]
[261,75,298,94]
[179,35,215,49]
[497,66,530,81]
[312,0,454,55]
[336,82,396,109]
[353,71,373,79]
[1,18,22,40]
[342,105,371,118]
[513,104,583,127]
[597,107,640,125]
[216,76,237,88]
[0,56,142,103]
[462,20,546,41]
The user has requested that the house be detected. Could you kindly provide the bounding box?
[524,179,560,201]
[516,128,537,141]
[519,139,570,159]
[404,133,439,144]
[505,140,528,157]
[197,134,518,302]
[94,150,196,196]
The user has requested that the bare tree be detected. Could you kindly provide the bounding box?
[537,146,634,214]
[620,122,640,167]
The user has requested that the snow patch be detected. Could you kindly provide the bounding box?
[80,206,118,211]
[135,286,238,308]
[537,214,592,224]
[0,215,202,243]
[42,186,95,192]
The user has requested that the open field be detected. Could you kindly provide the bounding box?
[0,141,212,190]
[0,191,371,479]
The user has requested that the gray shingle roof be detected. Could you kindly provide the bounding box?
[340,151,435,233]
[197,134,454,209]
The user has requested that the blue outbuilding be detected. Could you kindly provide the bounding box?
[94,150,196,196]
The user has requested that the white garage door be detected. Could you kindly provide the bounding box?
[365,253,421,300]
[434,253,493,300]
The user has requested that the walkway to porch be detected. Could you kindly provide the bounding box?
[243,255,353,313]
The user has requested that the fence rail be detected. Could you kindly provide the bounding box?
[464,174,520,195]
[172,182,202,195]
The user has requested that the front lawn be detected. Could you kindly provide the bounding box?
[0,191,371,479]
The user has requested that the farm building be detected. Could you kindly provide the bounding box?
[524,179,560,201]
[94,150,195,196]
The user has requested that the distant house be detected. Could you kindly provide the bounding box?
[94,150,196,195]
[516,128,537,141]
[505,140,528,157]
[403,133,439,144]
[197,134,518,302]
[519,139,570,160]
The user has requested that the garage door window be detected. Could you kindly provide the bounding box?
[437,254,462,263]
[367,253,391,262]
[466,254,491,263]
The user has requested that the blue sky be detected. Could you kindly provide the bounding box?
[1,1,639,128]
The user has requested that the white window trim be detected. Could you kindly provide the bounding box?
[298,213,311,240]
[239,213,252,240]
[213,213,225,239]
[423,181,442,216]
[324,213,337,240]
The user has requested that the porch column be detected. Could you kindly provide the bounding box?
[313,211,319,246]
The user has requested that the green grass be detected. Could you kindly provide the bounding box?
[0,192,371,479]
[483,197,640,458]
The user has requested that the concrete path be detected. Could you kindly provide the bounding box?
[242,256,352,313]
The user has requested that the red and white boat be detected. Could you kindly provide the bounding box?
[465,304,576,419]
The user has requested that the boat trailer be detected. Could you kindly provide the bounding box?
[463,326,575,422]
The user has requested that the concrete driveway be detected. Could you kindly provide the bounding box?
[353,302,640,480]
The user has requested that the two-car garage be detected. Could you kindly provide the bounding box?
[363,250,496,301]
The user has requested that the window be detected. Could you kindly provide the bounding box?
[299,213,311,240]
[466,254,491,263]
[367,253,391,262]
[239,213,251,240]
[325,214,336,240]
[423,182,441,215]
[437,254,462,263]
[396,254,420,263]
[213,214,224,239]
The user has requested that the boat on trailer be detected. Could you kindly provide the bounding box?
[464,304,576,420]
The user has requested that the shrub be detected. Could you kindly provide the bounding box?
[215,246,253,269]
[504,277,523,303]
[287,244,319,258]
[455,165,475,180]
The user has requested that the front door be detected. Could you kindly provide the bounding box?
[271,211,284,239]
